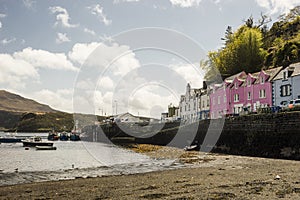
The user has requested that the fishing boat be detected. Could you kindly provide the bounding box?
[0,137,22,143]
[22,136,54,147]
[47,131,59,141]
[70,132,80,141]
[0,132,23,143]
[59,132,69,141]
[36,146,57,150]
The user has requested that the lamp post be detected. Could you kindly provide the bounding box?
[114,100,118,115]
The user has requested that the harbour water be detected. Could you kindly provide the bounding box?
[0,132,183,186]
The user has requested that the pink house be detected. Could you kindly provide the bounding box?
[243,72,259,112]
[250,67,282,112]
[209,72,246,119]
[209,68,282,118]
[229,73,248,114]
[209,83,228,119]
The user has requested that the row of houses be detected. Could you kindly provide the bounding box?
[162,62,300,121]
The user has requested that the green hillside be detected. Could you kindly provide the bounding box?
[0,90,57,113]
[205,6,300,79]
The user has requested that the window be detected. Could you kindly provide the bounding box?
[260,76,265,84]
[188,104,190,111]
[207,99,210,107]
[247,92,251,100]
[234,94,239,102]
[283,71,288,80]
[218,96,220,104]
[185,105,186,111]
[281,85,291,97]
[247,79,251,86]
[259,89,266,98]
[224,95,227,103]
[235,82,238,89]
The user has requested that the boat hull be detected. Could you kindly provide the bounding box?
[36,146,57,150]
[22,141,54,147]
[0,138,22,143]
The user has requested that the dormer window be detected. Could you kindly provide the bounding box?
[283,71,288,80]
[247,79,251,86]
[235,82,238,89]
[260,76,265,84]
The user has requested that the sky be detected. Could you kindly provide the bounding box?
[0,0,299,118]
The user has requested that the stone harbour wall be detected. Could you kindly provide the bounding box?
[208,111,300,160]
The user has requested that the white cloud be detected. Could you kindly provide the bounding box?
[0,13,6,29]
[68,42,100,65]
[1,38,16,45]
[14,47,78,71]
[23,0,36,9]
[49,6,79,28]
[88,4,112,26]
[68,42,140,76]
[84,28,96,36]
[127,86,177,118]
[98,76,114,90]
[56,32,71,44]
[173,63,204,88]
[255,0,300,14]
[0,54,39,89]
[169,0,202,8]
[30,89,73,112]
[0,47,79,89]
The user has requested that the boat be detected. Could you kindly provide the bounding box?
[0,132,23,143]
[36,146,57,150]
[22,136,54,147]
[184,145,199,151]
[48,131,59,141]
[0,137,22,143]
[59,132,69,141]
[70,121,81,141]
[70,132,80,141]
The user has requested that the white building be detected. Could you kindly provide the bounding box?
[179,83,210,122]
[198,88,210,120]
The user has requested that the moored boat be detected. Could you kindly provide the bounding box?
[36,146,57,150]
[70,132,80,141]
[0,132,23,143]
[22,136,54,147]
[0,137,22,143]
[59,132,69,141]
[48,131,59,141]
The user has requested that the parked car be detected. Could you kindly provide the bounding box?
[288,99,300,109]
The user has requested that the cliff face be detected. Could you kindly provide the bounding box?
[0,90,57,113]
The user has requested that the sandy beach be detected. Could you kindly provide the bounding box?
[1,144,300,199]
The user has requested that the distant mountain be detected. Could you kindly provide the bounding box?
[0,90,57,113]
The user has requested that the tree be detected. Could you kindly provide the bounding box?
[209,26,266,76]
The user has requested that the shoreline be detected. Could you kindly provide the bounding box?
[1,145,300,199]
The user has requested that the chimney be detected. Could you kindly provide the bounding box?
[203,81,207,89]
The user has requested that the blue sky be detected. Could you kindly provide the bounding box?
[0,0,299,117]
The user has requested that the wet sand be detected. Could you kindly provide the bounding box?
[1,145,300,199]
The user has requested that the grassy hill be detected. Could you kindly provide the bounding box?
[0,90,106,132]
[0,90,57,113]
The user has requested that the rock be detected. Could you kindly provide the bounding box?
[275,175,281,180]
